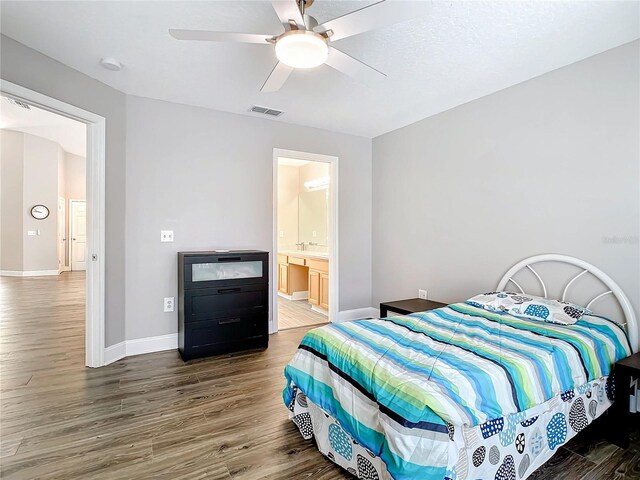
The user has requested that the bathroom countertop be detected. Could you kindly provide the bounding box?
[278,250,329,260]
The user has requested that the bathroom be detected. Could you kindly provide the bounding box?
[276,157,330,329]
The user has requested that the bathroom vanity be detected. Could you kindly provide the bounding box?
[277,251,329,313]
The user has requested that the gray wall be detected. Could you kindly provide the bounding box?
[21,133,60,272]
[372,40,640,317]
[1,34,126,346]
[1,130,61,272]
[125,95,372,340]
[0,130,24,271]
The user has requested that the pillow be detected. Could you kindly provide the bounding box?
[466,291,591,325]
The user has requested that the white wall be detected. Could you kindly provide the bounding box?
[277,164,299,251]
[372,40,640,317]
[125,95,372,341]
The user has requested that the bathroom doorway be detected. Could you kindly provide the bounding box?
[272,149,338,332]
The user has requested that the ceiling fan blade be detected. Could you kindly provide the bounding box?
[271,1,305,30]
[169,29,272,44]
[261,62,294,93]
[315,0,427,42]
[325,47,386,83]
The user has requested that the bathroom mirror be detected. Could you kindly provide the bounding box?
[298,189,328,246]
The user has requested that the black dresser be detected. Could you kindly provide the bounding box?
[178,250,269,361]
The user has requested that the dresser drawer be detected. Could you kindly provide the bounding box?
[184,285,267,322]
[184,314,267,350]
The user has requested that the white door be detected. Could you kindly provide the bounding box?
[57,197,66,273]
[70,200,87,271]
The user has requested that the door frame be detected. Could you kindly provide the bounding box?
[69,199,87,272]
[57,196,67,273]
[271,148,339,333]
[1,79,106,368]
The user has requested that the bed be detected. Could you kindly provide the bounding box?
[282,254,638,480]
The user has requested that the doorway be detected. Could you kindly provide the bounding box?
[272,148,339,332]
[0,79,106,367]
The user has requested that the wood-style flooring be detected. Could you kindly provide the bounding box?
[277,296,327,330]
[0,273,638,479]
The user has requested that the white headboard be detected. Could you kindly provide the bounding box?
[497,254,638,353]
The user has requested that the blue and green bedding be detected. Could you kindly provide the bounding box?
[283,302,631,479]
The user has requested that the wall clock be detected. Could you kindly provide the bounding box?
[30,205,50,220]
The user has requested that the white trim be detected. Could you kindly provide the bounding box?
[104,341,126,364]
[0,270,60,277]
[277,291,309,301]
[126,333,178,357]
[1,79,107,368]
[311,305,329,316]
[338,307,379,322]
[497,253,638,353]
[103,334,179,365]
[292,291,309,301]
[271,148,339,334]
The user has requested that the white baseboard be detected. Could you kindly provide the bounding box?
[104,341,126,364]
[126,333,178,357]
[103,333,178,365]
[277,291,309,301]
[311,305,329,316]
[0,270,60,277]
[337,307,379,322]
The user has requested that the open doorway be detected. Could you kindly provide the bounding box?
[272,149,339,332]
[0,95,87,360]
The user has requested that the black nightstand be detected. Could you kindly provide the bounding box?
[379,298,448,318]
[610,352,640,448]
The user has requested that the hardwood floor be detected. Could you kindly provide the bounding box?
[277,296,327,330]
[1,273,638,479]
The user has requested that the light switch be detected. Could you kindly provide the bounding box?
[27,230,37,236]
[312,230,317,237]
[279,231,284,238]
[160,230,174,242]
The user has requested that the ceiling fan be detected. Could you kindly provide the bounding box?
[169,0,419,92]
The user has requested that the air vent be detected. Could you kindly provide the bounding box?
[250,105,284,117]
[5,97,31,110]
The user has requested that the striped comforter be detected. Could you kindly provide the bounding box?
[283,302,631,479]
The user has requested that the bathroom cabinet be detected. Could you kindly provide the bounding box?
[307,258,329,310]
[277,253,329,312]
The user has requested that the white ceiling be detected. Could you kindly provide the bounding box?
[0,97,86,156]
[1,1,638,138]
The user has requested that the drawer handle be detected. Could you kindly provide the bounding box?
[218,318,242,325]
[218,287,241,294]
[218,257,242,262]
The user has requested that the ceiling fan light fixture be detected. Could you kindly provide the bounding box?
[275,31,328,69]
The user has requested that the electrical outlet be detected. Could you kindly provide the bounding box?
[163,297,174,312]
[160,230,174,242]
[418,289,428,300]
